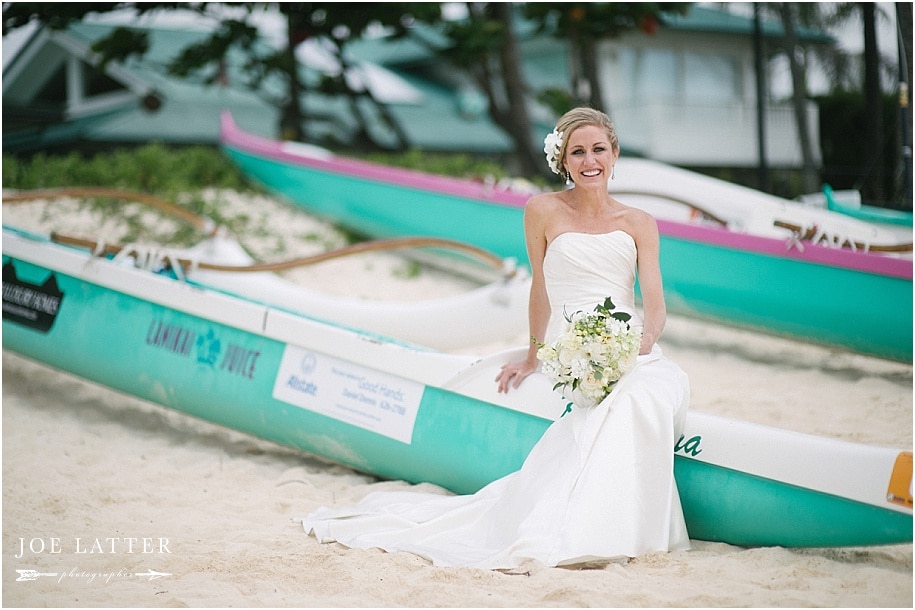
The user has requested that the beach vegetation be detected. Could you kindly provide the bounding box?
[360,149,511,184]
[3,143,518,202]
[2,143,509,281]
[2,143,249,194]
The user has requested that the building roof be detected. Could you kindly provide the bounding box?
[2,18,513,153]
[3,21,280,152]
[348,4,835,68]
[663,5,835,43]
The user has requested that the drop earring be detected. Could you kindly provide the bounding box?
[611,165,616,180]
[565,170,573,186]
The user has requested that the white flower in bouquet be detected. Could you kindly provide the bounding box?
[536,297,642,410]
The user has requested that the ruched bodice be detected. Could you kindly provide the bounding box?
[543,231,641,342]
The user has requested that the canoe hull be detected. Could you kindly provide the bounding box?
[222,147,529,262]
[2,249,543,493]
[3,230,911,548]
[659,231,912,361]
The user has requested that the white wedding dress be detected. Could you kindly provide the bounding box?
[300,231,691,568]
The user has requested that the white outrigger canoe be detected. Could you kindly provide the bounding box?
[149,231,529,352]
[2,224,912,548]
[1,188,530,352]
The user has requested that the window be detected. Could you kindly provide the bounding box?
[683,52,741,103]
[617,47,741,105]
[636,49,677,100]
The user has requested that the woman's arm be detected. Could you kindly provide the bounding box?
[496,195,552,393]
[523,198,551,363]
[630,211,666,354]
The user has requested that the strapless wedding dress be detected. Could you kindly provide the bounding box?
[300,231,691,568]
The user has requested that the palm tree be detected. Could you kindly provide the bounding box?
[895,2,912,210]
[777,3,820,195]
[757,2,902,203]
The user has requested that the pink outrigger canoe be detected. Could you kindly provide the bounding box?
[219,112,913,361]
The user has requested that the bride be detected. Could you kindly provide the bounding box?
[300,107,691,569]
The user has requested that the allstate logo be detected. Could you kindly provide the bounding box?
[300,351,317,375]
[196,329,221,366]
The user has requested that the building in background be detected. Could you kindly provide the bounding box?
[3,5,836,182]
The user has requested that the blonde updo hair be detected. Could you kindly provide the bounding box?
[553,107,619,176]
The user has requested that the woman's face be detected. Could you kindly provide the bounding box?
[562,125,618,188]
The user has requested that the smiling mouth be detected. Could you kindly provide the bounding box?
[581,169,602,177]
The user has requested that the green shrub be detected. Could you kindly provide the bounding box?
[2,143,251,194]
[361,148,510,181]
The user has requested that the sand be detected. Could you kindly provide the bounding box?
[2,190,912,607]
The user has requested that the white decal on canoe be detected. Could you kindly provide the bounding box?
[272,344,423,444]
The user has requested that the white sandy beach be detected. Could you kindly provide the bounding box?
[2,190,912,607]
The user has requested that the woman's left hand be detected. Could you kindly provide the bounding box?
[639,332,655,355]
[495,359,538,394]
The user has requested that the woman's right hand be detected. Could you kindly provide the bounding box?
[495,359,538,394]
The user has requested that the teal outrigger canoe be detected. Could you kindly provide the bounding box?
[219,112,913,362]
[3,225,911,548]
[820,183,914,227]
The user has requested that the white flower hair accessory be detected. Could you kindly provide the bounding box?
[543,129,564,175]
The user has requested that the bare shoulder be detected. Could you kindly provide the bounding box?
[524,191,564,224]
[618,203,657,231]
[525,191,563,212]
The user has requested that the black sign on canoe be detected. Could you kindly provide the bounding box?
[2,260,65,333]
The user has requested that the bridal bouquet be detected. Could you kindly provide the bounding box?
[536,297,642,410]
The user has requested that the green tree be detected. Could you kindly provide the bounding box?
[422,3,691,178]
[523,2,691,115]
[896,2,912,209]
[429,3,542,176]
[776,3,820,195]
[166,3,440,147]
[754,2,904,203]
[2,2,439,147]
[3,2,145,32]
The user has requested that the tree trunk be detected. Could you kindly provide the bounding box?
[567,30,586,105]
[337,51,410,151]
[753,2,770,192]
[896,2,912,210]
[580,36,607,113]
[279,10,307,141]
[862,2,885,203]
[778,4,819,194]
[490,2,542,177]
